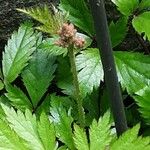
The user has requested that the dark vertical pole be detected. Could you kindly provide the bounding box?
[89,0,128,136]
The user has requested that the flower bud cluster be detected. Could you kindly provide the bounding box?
[55,23,85,48]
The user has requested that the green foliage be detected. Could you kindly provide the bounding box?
[133,86,150,124]
[109,17,128,47]
[73,124,89,150]
[2,23,38,83]
[112,0,139,16]
[38,112,56,150]
[115,51,150,94]
[73,111,112,150]
[1,1,150,149]
[50,95,75,150]
[77,48,150,95]
[5,84,32,111]
[0,119,28,150]
[132,12,150,40]
[0,104,150,149]
[40,38,68,56]
[139,0,150,10]
[110,124,150,150]
[17,5,67,35]
[56,56,74,96]
[76,48,104,96]
[22,49,57,107]
[1,104,57,150]
[60,0,94,35]
[89,111,112,150]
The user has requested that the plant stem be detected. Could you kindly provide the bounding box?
[68,45,85,127]
[89,0,128,136]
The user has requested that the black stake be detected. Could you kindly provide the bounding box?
[89,0,128,136]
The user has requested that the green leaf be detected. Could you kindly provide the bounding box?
[38,112,57,150]
[76,48,104,96]
[139,0,150,10]
[133,86,150,124]
[109,17,128,47]
[22,49,57,107]
[73,124,89,150]
[0,119,28,150]
[17,5,67,35]
[40,38,68,56]
[132,12,150,40]
[0,80,4,90]
[112,0,139,16]
[76,49,150,96]
[56,56,74,96]
[2,23,37,83]
[1,104,45,150]
[90,111,112,150]
[115,51,150,94]
[5,84,32,111]
[60,0,94,35]
[50,95,75,150]
[83,89,100,126]
[110,124,150,150]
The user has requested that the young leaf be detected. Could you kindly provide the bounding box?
[1,104,44,150]
[0,119,28,150]
[76,48,104,96]
[60,0,94,35]
[2,23,37,83]
[112,0,139,16]
[5,84,32,111]
[132,12,150,40]
[133,86,150,124]
[90,111,112,150]
[73,124,89,150]
[17,5,67,35]
[110,124,150,150]
[22,49,57,107]
[50,95,75,150]
[38,112,57,150]
[109,17,128,47]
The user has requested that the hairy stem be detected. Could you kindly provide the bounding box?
[68,45,85,127]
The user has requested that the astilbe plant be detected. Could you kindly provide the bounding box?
[0,0,150,149]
